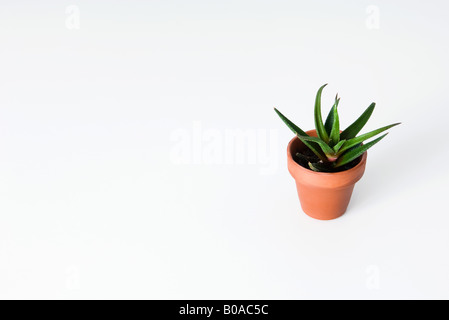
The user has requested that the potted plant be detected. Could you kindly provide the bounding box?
[275,84,400,220]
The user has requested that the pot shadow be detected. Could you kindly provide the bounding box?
[347,129,447,214]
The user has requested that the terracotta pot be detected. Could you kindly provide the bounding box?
[287,130,367,220]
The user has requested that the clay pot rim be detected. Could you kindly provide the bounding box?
[287,133,367,177]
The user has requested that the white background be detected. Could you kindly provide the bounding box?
[0,0,448,299]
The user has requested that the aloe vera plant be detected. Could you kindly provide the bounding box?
[275,84,400,172]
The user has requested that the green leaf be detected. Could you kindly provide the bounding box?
[340,103,375,140]
[335,133,388,167]
[338,122,400,154]
[324,94,338,135]
[329,98,340,146]
[333,139,346,153]
[295,135,335,157]
[274,108,308,135]
[314,84,330,143]
[274,108,327,161]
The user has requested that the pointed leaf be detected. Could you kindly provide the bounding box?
[335,133,388,167]
[274,108,308,135]
[329,98,340,146]
[295,135,335,157]
[314,84,330,143]
[340,103,375,140]
[324,108,334,136]
[324,94,339,135]
[338,123,400,154]
[274,108,327,161]
[333,139,346,153]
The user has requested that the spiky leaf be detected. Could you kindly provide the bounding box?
[340,103,375,140]
[333,139,346,153]
[314,84,330,143]
[324,94,339,135]
[335,133,388,167]
[329,98,340,146]
[338,122,400,154]
[295,135,336,158]
[274,108,327,161]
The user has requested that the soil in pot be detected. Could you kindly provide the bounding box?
[293,147,362,173]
